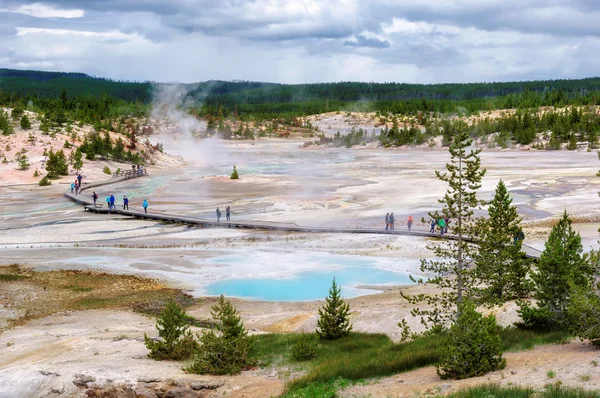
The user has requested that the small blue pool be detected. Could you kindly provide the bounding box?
[204,253,416,301]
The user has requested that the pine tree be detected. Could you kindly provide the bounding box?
[45,149,69,178]
[73,149,83,173]
[475,180,532,305]
[230,165,239,180]
[519,211,593,329]
[20,114,31,130]
[404,128,486,330]
[144,298,197,360]
[39,175,51,186]
[437,300,506,379]
[186,295,255,375]
[17,155,29,170]
[316,278,352,339]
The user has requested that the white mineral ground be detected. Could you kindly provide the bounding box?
[1,121,600,396]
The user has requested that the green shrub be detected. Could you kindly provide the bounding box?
[17,155,29,170]
[291,334,320,361]
[39,175,51,186]
[144,298,198,360]
[516,301,555,331]
[185,295,255,375]
[103,166,111,175]
[437,300,506,380]
[568,285,600,346]
[230,165,239,179]
[20,114,31,130]
[316,278,352,340]
[33,169,39,177]
[45,148,68,178]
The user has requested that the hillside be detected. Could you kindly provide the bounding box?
[3,68,600,114]
[0,68,151,102]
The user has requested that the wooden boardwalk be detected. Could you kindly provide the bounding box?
[65,174,543,259]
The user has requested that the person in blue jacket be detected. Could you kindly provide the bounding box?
[143,199,148,214]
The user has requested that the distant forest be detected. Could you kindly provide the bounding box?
[2,68,600,149]
[3,68,600,119]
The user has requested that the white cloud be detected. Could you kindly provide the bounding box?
[2,2,84,18]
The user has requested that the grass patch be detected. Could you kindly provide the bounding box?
[548,370,557,379]
[66,285,93,292]
[447,384,600,398]
[253,328,571,394]
[0,274,27,282]
[0,265,200,330]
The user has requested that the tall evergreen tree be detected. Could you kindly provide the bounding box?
[404,128,486,329]
[475,180,532,305]
[519,211,593,329]
[316,278,352,339]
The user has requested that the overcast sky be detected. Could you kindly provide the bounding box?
[1,0,600,84]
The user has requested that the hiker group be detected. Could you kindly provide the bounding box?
[90,191,148,213]
[385,213,415,231]
[70,174,83,195]
[429,217,450,235]
[383,213,451,235]
[216,206,231,222]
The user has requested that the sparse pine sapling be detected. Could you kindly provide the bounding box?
[39,175,51,186]
[403,127,486,330]
[73,149,83,173]
[230,165,239,180]
[186,295,255,375]
[20,114,31,130]
[17,155,29,170]
[316,278,352,339]
[144,298,198,360]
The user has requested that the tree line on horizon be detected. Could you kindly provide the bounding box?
[4,67,600,119]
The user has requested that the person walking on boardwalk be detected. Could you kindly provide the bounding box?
[92,191,98,206]
[109,194,115,210]
[70,181,75,193]
[385,213,390,230]
[77,174,82,188]
[74,181,79,195]
[123,195,129,210]
[142,199,148,214]
[389,213,395,231]
[444,217,450,234]
[430,219,436,233]
[438,218,446,235]
[216,208,222,223]
[407,216,413,231]
[226,206,231,221]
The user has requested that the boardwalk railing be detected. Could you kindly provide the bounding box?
[112,167,148,179]
[64,175,543,260]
